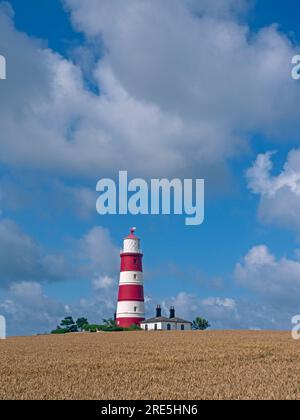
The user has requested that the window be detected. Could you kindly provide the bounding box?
[145,325,148,331]
[134,258,137,265]
[154,324,158,330]
[167,324,171,330]
[133,274,137,280]
[181,324,185,331]
[134,306,137,312]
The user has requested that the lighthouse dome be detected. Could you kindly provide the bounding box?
[123,227,141,253]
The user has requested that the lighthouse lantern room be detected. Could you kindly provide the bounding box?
[116,228,145,328]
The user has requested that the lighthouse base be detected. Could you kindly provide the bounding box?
[116,317,144,328]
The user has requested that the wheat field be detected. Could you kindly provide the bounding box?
[0,331,300,400]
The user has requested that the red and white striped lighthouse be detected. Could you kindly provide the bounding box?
[116,228,145,328]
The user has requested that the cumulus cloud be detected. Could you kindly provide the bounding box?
[158,289,295,330]
[184,0,252,19]
[0,1,299,185]
[246,150,300,235]
[0,175,96,220]
[235,245,300,308]
[3,241,300,335]
[1,1,300,334]
[153,242,300,330]
[78,226,119,277]
[159,292,241,328]
[0,275,118,336]
[0,281,66,336]
[0,216,119,291]
[92,275,116,290]
[65,0,300,154]
[0,218,68,288]
[0,276,117,336]
[76,279,118,323]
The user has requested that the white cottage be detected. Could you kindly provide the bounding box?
[141,305,192,331]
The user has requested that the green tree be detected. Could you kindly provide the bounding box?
[76,317,88,331]
[192,317,210,331]
[82,323,90,332]
[102,318,116,327]
[84,324,102,333]
[68,324,79,332]
[51,328,69,334]
[60,316,74,328]
[60,316,78,332]
[102,318,124,332]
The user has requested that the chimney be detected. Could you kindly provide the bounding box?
[156,305,161,318]
[169,306,175,319]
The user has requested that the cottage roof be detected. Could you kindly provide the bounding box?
[141,316,191,324]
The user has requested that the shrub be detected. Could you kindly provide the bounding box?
[192,317,210,331]
[51,328,69,334]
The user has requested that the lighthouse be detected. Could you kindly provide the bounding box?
[116,228,145,328]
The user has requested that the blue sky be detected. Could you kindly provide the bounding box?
[0,0,300,335]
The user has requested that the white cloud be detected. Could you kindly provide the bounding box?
[184,0,252,19]
[0,1,299,184]
[0,217,119,291]
[0,281,66,336]
[62,273,118,328]
[0,218,68,288]
[247,150,300,235]
[1,1,300,334]
[159,291,240,327]
[202,297,236,309]
[235,245,300,307]
[0,275,118,336]
[66,0,300,138]
[78,226,119,277]
[154,242,300,329]
[0,176,96,220]
[3,243,299,335]
[92,275,116,290]
[157,289,295,330]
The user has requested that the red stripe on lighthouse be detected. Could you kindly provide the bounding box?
[116,228,145,328]
[118,284,144,301]
[120,253,143,272]
[117,317,145,328]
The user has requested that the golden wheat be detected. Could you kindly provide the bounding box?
[0,331,299,400]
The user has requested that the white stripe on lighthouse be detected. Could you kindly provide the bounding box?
[116,301,145,317]
[116,228,145,326]
[119,271,143,285]
[123,238,141,253]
